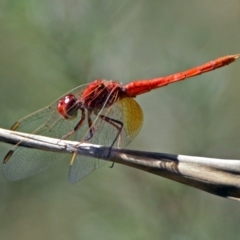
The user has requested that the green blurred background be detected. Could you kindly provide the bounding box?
[1,1,240,239]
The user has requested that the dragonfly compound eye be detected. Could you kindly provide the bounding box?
[58,94,79,119]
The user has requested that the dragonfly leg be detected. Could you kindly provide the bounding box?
[99,115,123,147]
[61,108,86,140]
[85,111,95,141]
[99,114,123,159]
[109,162,114,168]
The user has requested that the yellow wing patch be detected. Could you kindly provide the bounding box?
[118,97,143,141]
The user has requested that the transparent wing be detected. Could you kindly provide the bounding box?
[2,82,144,183]
[2,84,89,181]
[69,97,143,183]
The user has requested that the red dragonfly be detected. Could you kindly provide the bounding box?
[3,54,239,183]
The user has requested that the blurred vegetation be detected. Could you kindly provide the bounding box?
[0,1,240,239]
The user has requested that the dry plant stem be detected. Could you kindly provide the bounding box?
[0,128,240,201]
[113,149,240,200]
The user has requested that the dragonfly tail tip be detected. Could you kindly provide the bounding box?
[233,54,240,59]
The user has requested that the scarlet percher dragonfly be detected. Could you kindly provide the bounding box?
[3,54,239,183]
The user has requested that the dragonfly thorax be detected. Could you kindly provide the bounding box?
[80,79,124,110]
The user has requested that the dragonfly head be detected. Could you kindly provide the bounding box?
[58,94,80,120]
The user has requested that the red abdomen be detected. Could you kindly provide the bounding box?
[123,54,239,97]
